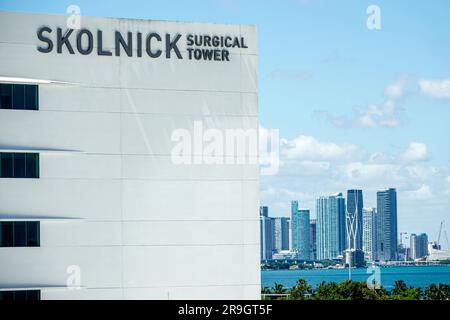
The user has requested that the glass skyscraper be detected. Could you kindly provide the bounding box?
[273,217,290,252]
[347,189,364,250]
[291,201,310,260]
[316,193,346,260]
[376,188,398,261]
[310,219,317,260]
[410,233,429,260]
[260,206,274,261]
[362,208,377,261]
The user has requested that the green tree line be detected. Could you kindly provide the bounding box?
[261,279,450,300]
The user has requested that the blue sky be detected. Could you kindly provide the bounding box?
[1,0,449,242]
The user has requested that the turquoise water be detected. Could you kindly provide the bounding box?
[261,266,450,290]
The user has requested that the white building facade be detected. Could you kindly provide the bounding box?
[362,208,377,261]
[0,11,259,300]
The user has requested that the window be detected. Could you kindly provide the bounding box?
[26,221,40,247]
[0,83,38,110]
[0,290,41,301]
[0,153,39,178]
[0,222,40,247]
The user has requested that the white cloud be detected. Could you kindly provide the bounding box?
[317,100,402,128]
[343,162,400,183]
[368,152,395,164]
[260,131,449,237]
[356,100,401,127]
[385,76,407,99]
[281,135,359,161]
[399,142,429,162]
[418,78,450,99]
[282,160,331,176]
[405,165,438,180]
[405,184,434,200]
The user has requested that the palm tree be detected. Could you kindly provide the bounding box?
[261,286,272,300]
[391,280,407,296]
[289,279,312,300]
[261,286,271,295]
[425,284,450,300]
[272,283,287,295]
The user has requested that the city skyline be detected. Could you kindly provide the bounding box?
[261,186,444,244]
[259,186,440,261]
[290,201,310,260]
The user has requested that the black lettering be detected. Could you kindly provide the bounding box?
[213,49,220,61]
[97,30,112,56]
[37,26,53,53]
[204,35,211,47]
[186,34,194,46]
[57,28,75,54]
[194,35,202,46]
[76,29,93,55]
[194,49,202,60]
[232,37,241,48]
[137,32,142,57]
[187,48,194,59]
[146,33,162,58]
[212,36,220,47]
[202,49,213,60]
[222,49,230,61]
[224,36,232,48]
[115,31,132,57]
[166,34,182,59]
[240,37,248,48]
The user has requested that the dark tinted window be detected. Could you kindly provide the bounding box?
[26,290,41,300]
[13,153,26,178]
[0,153,13,177]
[0,222,14,247]
[13,290,26,300]
[0,83,39,110]
[0,153,39,178]
[0,83,12,109]
[0,290,41,301]
[0,222,40,247]
[0,291,14,301]
[25,85,38,110]
[26,153,39,178]
[13,221,26,247]
[26,222,40,247]
[12,84,25,109]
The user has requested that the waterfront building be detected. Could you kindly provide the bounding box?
[291,201,310,260]
[376,188,398,261]
[260,208,274,261]
[310,219,317,260]
[410,233,429,260]
[343,249,365,268]
[362,208,377,261]
[347,190,363,251]
[316,193,345,260]
[271,250,297,260]
[273,217,290,252]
